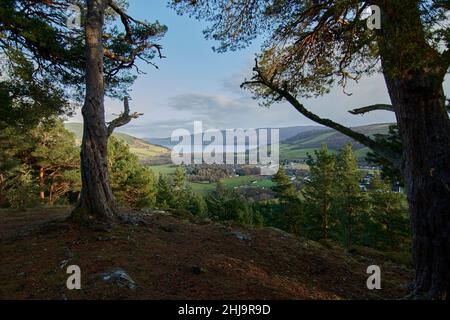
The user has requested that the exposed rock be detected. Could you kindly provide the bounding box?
[59,259,69,269]
[141,208,171,216]
[231,231,251,241]
[266,227,293,238]
[101,268,137,290]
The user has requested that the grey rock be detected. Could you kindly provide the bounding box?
[266,227,293,238]
[231,231,251,241]
[101,268,137,290]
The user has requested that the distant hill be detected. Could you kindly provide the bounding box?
[64,123,171,164]
[144,123,393,161]
[145,126,327,149]
[281,123,393,160]
[65,122,393,164]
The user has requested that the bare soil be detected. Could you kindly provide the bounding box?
[0,207,413,300]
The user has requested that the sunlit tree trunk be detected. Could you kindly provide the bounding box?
[72,0,117,223]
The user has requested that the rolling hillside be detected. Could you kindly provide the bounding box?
[281,123,393,160]
[145,125,327,149]
[65,122,393,163]
[64,123,171,164]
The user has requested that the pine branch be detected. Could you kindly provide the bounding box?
[106,97,143,137]
[349,104,395,115]
[247,59,402,170]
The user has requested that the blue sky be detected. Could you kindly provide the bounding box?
[69,0,401,138]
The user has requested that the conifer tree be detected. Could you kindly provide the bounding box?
[108,137,157,208]
[272,166,303,234]
[272,166,296,199]
[30,122,79,202]
[302,145,337,240]
[171,0,450,296]
[187,193,207,217]
[171,166,193,210]
[0,121,80,206]
[173,167,186,190]
[365,175,410,250]
[334,144,368,247]
[156,174,174,209]
[206,182,246,222]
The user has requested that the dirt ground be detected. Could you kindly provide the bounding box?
[0,207,413,300]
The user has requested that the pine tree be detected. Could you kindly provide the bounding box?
[187,193,207,217]
[334,144,368,247]
[30,122,79,203]
[364,175,410,250]
[156,174,174,209]
[173,167,186,190]
[1,120,80,207]
[171,0,450,296]
[108,137,157,208]
[302,145,337,240]
[0,122,31,206]
[272,166,296,199]
[172,166,191,209]
[272,166,303,235]
[206,182,245,222]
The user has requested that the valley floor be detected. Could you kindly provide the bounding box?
[0,208,412,300]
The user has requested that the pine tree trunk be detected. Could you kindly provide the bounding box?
[384,73,450,299]
[377,0,450,299]
[39,167,45,201]
[71,0,117,223]
[322,202,329,240]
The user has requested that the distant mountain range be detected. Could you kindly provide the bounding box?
[145,123,392,160]
[64,123,171,164]
[145,126,328,149]
[65,122,393,164]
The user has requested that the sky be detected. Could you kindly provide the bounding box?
[69,0,405,138]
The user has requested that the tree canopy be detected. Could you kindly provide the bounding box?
[1,0,167,98]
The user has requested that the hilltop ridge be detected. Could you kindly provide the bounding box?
[0,207,412,300]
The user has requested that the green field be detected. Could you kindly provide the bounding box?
[147,164,275,194]
[147,164,178,176]
[189,182,217,194]
[280,145,372,161]
[189,176,275,194]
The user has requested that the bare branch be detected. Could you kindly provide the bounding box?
[248,60,402,170]
[106,97,143,137]
[349,104,395,115]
